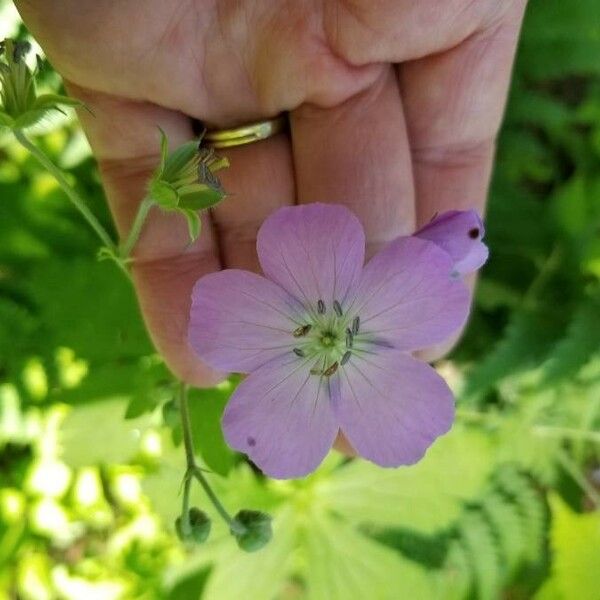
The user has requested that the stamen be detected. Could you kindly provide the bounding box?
[345,328,353,348]
[293,324,312,337]
[310,366,323,375]
[293,348,305,357]
[317,299,326,314]
[468,227,480,239]
[333,300,343,317]
[352,316,360,335]
[322,362,338,377]
[341,351,351,366]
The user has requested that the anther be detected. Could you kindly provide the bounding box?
[322,362,339,377]
[345,328,353,348]
[317,299,326,314]
[293,348,305,357]
[333,300,343,317]
[352,316,360,335]
[468,227,480,239]
[341,351,351,366]
[293,324,312,337]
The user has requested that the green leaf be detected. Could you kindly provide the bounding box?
[322,427,494,534]
[463,310,565,403]
[481,493,526,577]
[541,495,600,600]
[458,510,502,600]
[304,512,433,600]
[518,0,600,78]
[540,293,600,385]
[188,383,235,476]
[202,507,296,600]
[59,397,155,467]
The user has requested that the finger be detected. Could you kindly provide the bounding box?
[398,2,526,359]
[399,1,526,226]
[67,84,223,385]
[290,67,414,456]
[209,132,296,273]
[290,66,415,257]
[324,0,513,65]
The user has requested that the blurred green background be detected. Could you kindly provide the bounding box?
[1,1,600,598]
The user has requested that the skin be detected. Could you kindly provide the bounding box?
[15,0,527,393]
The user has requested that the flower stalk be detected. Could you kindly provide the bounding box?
[13,128,118,256]
[177,382,235,527]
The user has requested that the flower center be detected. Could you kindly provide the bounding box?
[320,332,336,348]
[290,299,361,377]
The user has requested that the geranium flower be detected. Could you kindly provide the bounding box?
[189,204,487,479]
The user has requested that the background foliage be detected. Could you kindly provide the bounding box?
[1,0,600,598]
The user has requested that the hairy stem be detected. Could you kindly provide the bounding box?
[121,196,154,259]
[14,129,116,252]
[177,382,236,528]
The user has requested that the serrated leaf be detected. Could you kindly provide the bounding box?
[541,294,600,385]
[482,493,526,577]
[437,540,473,600]
[463,310,565,403]
[495,466,547,564]
[459,510,502,600]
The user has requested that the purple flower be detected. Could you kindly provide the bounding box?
[414,210,489,276]
[189,204,487,479]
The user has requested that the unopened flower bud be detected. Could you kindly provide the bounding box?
[0,38,82,130]
[230,509,272,552]
[175,507,211,545]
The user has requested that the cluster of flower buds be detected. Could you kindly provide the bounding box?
[175,507,272,552]
[0,38,82,131]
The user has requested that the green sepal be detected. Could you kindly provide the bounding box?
[157,127,169,173]
[161,140,198,182]
[149,180,179,208]
[0,109,14,127]
[183,209,201,242]
[32,93,84,111]
[13,108,50,129]
[176,507,211,545]
[178,185,224,211]
[230,510,273,552]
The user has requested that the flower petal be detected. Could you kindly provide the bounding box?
[257,204,365,311]
[222,354,339,479]
[334,349,454,467]
[349,236,470,351]
[189,269,305,372]
[414,210,489,275]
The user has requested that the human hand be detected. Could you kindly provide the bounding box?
[15,0,527,385]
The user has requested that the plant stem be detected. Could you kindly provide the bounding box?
[121,196,154,259]
[177,382,236,528]
[13,129,116,252]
